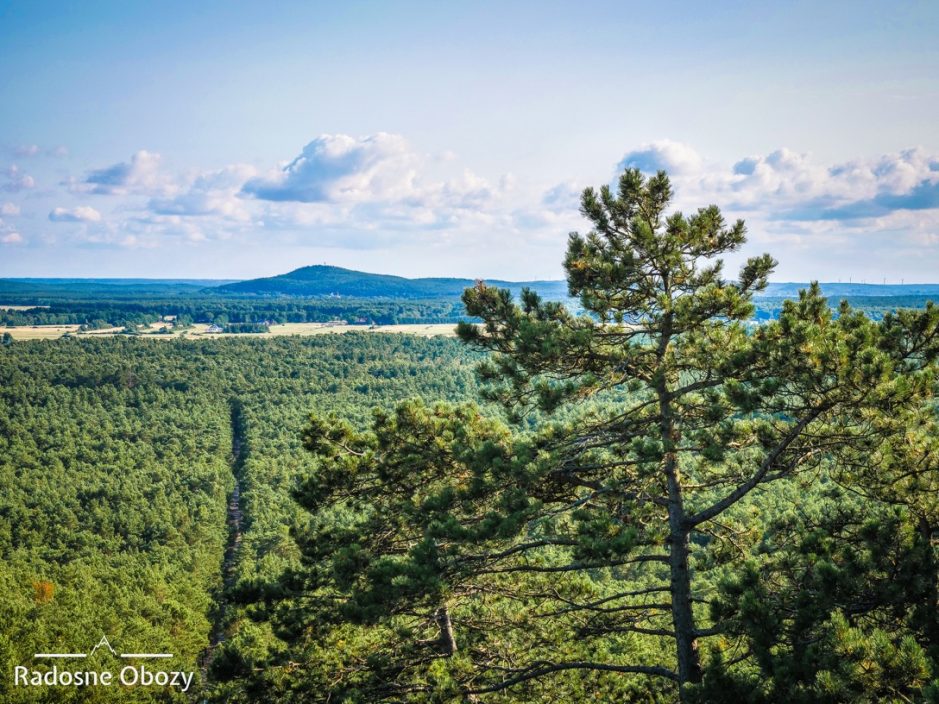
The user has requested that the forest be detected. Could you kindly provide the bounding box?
[0,334,481,703]
[0,296,468,329]
[0,169,936,703]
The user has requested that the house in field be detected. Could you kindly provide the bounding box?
[162,315,177,322]
[206,323,224,333]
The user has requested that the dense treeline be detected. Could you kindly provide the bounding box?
[0,333,482,702]
[751,295,937,321]
[0,340,233,702]
[0,297,466,328]
[222,323,271,334]
[3,294,934,331]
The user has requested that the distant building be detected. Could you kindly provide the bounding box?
[206,323,224,333]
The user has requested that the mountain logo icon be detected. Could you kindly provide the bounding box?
[89,635,117,657]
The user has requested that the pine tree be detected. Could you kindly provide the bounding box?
[287,168,939,702]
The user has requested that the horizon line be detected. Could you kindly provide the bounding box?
[2,269,939,287]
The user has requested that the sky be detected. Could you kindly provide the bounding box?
[1,0,938,282]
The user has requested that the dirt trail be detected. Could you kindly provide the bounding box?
[200,402,246,684]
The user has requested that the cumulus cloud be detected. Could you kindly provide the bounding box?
[20,132,939,260]
[617,140,704,177]
[53,211,211,249]
[509,181,585,234]
[242,133,419,203]
[1,202,20,216]
[81,150,168,195]
[2,165,35,192]
[1,232,23,244]
[242,133,503,213]
[239,133,508,240]
[9,133,515,251]
[149,164,257,220]
[49,206,103,222]
[618,141,939,229]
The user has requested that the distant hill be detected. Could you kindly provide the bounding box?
[215,265,939,302]
[3,278,235,287]
[214,265,572,300]
[3,267,938,306]
[760,282,939,298]
[0,278,236,301]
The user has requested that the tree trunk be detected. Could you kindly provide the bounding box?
[656,315,701,697]
[918,516,938,650]
[654,309,702,698]
[667,493,701,696]
[436,605,458,656]
[663,437,701,697]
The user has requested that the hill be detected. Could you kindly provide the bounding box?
[214,265,571,299]
[215,265,939,302]
[0,278,235,302]
[761,282,939,298]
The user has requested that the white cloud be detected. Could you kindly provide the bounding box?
[6,133,522,252]
[242,133,420,203]
[1,232,23,244]
[49,206,103,223]
[2,165,35,192]
[149,164,257,220]
[617,140,704,177]
[17,132,939,263]
[80,150,169,195]
[1,202,20,216]
[242,133,502,211]
[617,141,939,227]
[239,133,509,242]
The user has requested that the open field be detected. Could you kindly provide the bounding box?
[0,304,50,310]
[156,322,459,338]
[267,322,458,337]
[4,321,461,340]
[4,324,80,340]
[79,326,127,335]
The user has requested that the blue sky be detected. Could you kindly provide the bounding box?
[1,0,938,281]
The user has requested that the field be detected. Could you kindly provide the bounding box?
[3,324,80,339]
[264,322,458,337]
[3,321,460,341]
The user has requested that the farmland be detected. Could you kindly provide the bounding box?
[2,321,460,341]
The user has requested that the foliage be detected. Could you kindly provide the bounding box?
[1,170,937,704]
[0,334,480,702]
[265,169,939,703]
